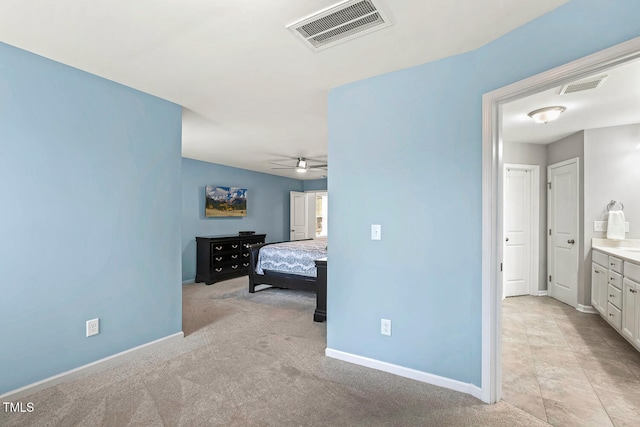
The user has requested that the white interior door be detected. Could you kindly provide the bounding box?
[306,192,317,238]
[547,158,579,308]
[290,191,308,240]
[503,167,532,297]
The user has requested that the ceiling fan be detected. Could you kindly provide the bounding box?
[269,157,327,174]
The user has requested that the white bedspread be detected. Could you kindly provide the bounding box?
[256,238,327,277]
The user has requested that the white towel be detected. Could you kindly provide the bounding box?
[607,210,626,240]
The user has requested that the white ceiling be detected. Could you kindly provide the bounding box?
[502,58,640,145]
[0,0,570,178]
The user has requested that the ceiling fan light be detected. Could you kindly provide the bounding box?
[295,158,308,172]
[527,106,566,124]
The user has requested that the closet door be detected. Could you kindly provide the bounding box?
[503,168,532,297]
[547,158,579,308]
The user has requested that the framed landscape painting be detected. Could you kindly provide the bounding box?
[205,186,247,217]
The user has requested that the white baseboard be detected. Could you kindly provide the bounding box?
[536,292,596,313]
[577,304,598,314]
[0,331,184,400]
[325,348,483,402]
[182,278,195,285]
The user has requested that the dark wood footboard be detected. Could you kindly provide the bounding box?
[314,258,327,322]
[248,242,327,322]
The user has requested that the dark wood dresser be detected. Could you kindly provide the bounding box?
[195,234,266,284]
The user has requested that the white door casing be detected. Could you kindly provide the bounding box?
[503,166,532,298]
[290,191,308,240]
[481,37,640,404]
[547,158,579,308]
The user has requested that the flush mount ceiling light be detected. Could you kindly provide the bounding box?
[527,106,566,124]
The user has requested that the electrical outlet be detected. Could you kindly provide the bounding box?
[381,318,391,336]
[86,318,99,337]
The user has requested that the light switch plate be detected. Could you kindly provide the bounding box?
[371,224,381,240]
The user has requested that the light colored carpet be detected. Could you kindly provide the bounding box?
[0,278,548,426]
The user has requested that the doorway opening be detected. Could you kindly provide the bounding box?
[315,192,328,238]
[481,36,640,403]
[289,190,329,240]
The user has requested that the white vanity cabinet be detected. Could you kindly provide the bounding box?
[591,250,609,315]
[622,262,640,349]
[592,243,640,353]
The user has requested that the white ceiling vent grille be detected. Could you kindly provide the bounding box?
[559,75,608,95]
[287,0,392,51]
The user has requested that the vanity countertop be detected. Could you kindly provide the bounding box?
[592,238,640,264]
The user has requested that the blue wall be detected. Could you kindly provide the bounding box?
[181,158,308,282]
[327,0,640,388]
[303,179,328,192]
[0,43,182,394]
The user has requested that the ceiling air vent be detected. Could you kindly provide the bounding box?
[287,0,392,51]
[559,75,608,95]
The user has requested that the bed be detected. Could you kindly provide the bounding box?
[248,238,327,322]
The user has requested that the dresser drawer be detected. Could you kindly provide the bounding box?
[212,252,243,264]
[608,284,622,309]
[608,271,623,290]
[609,256,624,274]
[592,250,608,268]
[210,242,242,253]
[607,302,622,330]
[211,262,243,275]
[625,261,640,283]
[242,238,265,249]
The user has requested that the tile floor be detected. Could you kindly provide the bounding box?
[502,296,640,426]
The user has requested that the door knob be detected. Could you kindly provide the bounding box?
[505,237,509,242]
[568,239,575,244]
